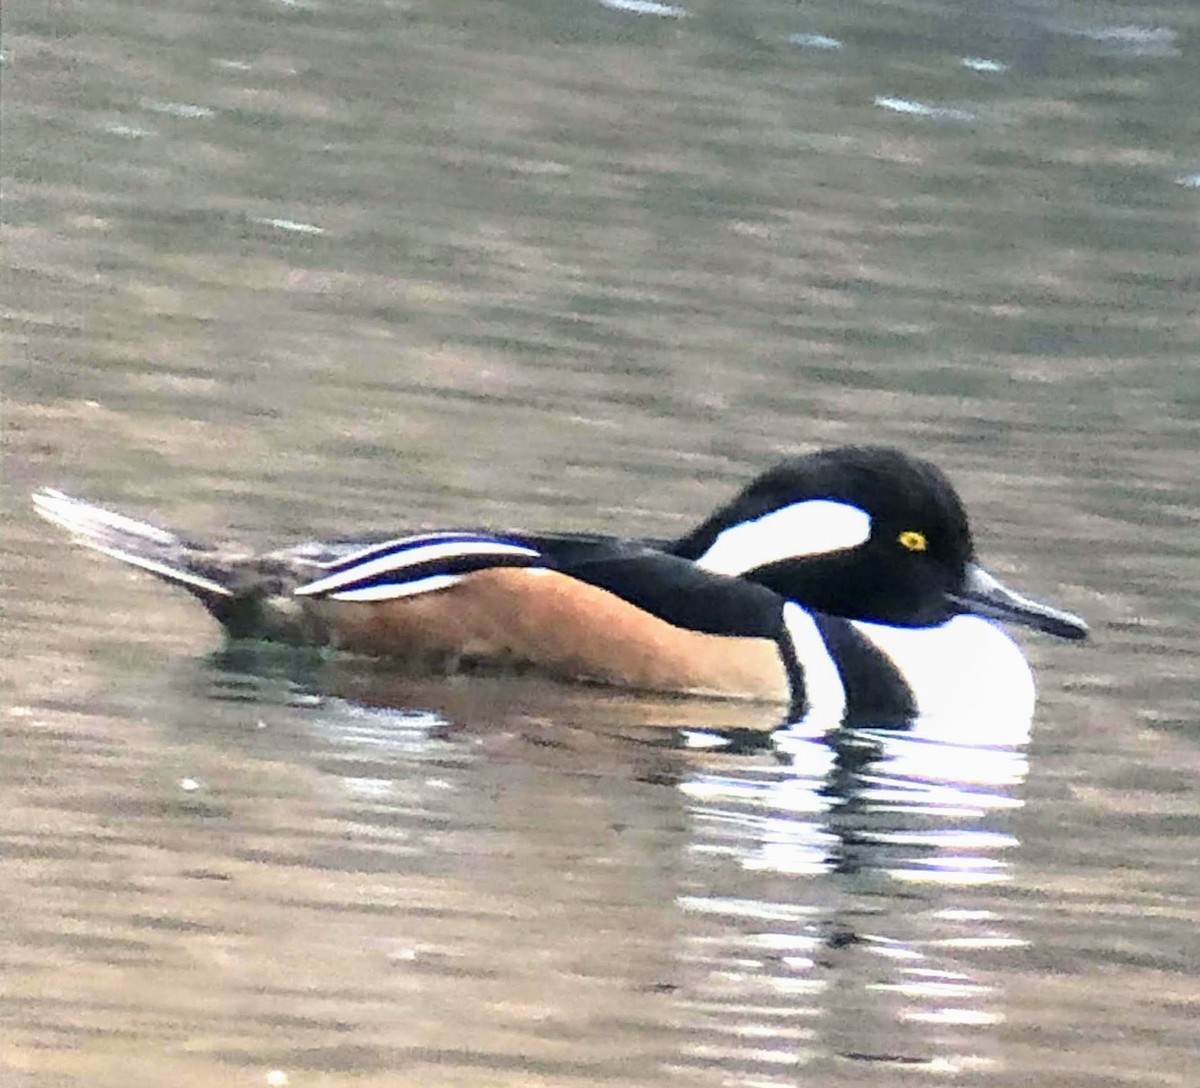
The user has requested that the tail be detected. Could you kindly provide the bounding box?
[32,489,236,605]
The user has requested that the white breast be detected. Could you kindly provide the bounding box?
[850,615,1037,741]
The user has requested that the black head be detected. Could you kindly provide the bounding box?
[673,446,1087,638]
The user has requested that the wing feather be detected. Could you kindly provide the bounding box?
[293,533,544,600]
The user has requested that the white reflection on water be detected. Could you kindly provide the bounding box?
[788,33,843,51]
[675,713,1031,1078]
[312,702,446,752]
[961,57,1009,73]
[686,717,1029,885]
[873,96,976,122]
[292,683,1033,1077]
[595,0,688,17]
[145,100,214,119]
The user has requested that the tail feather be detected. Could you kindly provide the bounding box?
[32,489,234,600]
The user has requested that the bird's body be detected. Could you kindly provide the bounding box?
[33,446,1087,727]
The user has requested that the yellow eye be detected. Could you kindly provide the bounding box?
[898,530,928,553]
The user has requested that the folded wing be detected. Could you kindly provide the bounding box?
[293,532,545,601]
[293,529,786,640]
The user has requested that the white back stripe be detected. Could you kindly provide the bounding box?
[695,500,871,575]
[327,574,466,602]
[311,531,489,570]
[782,602,847,724]
[294,539,540,597]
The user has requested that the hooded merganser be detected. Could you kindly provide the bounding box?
[32,446,1087,726]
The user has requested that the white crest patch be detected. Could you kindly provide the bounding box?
[695,500,871,575]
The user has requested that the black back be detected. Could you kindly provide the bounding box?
[524,533,787,640]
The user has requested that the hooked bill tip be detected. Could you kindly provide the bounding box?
[953,564,1089,642]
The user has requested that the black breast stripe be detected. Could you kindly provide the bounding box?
[812,615,917,727]
[776,633,807,722]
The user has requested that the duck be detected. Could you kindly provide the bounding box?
[32,446,1087,727]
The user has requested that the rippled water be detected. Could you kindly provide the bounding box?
[3,0,1198,1085]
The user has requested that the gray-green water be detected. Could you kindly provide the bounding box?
[3,1,1198,1085]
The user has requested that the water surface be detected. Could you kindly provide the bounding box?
[3,0,1198,1085]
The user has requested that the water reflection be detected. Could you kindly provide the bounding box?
[237,642,1036,1082]
[672,715,1030,1080]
